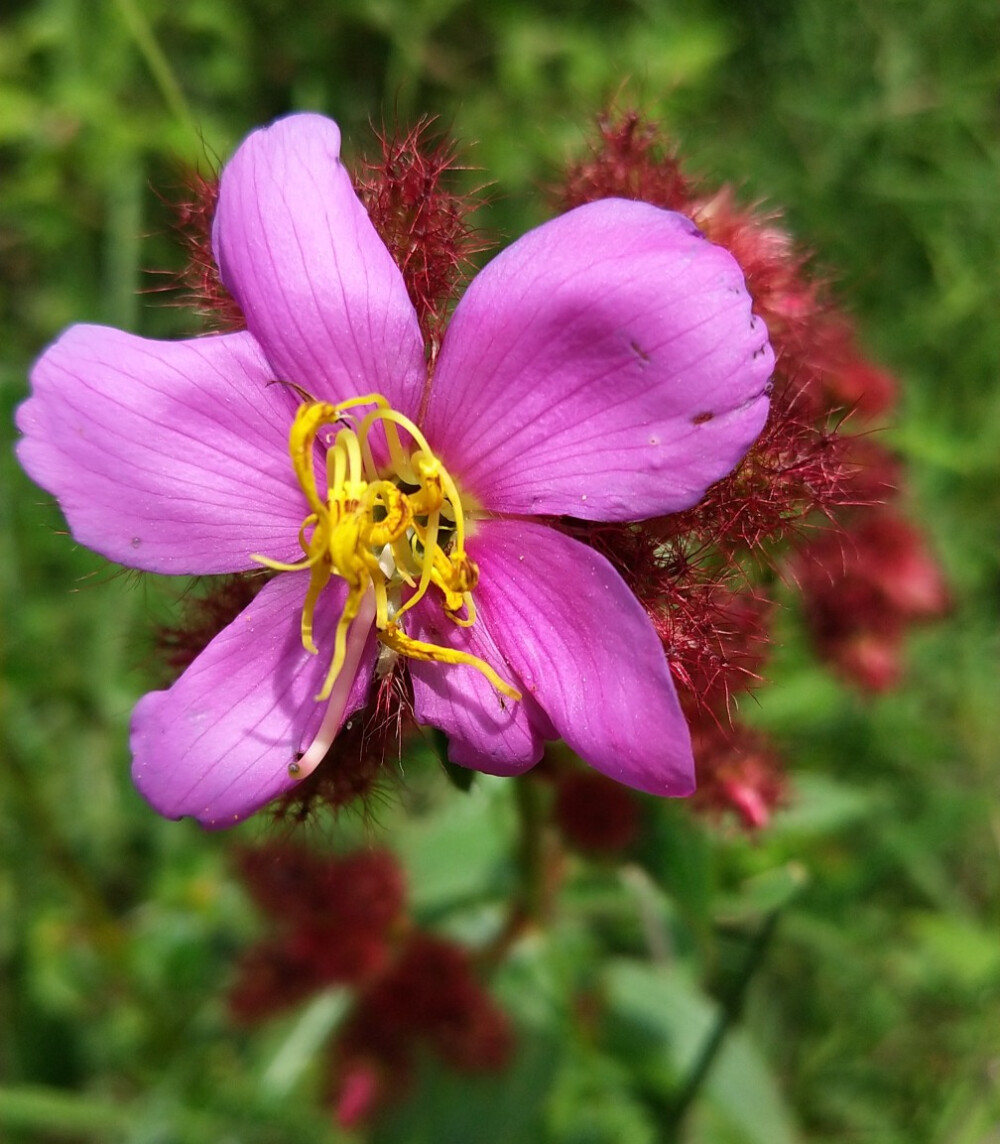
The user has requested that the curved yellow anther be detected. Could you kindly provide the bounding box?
[379,624,522,702]
[254,395,518,708]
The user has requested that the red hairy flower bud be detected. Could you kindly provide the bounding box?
[554,771,641,854]
[228,845,408,1023]
[352,118,488,342]
[229,842,512,1127]
[793,509,949,691]
[688,717,788,830]
[334,933,513,1099]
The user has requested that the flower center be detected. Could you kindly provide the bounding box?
[253,393,520,705]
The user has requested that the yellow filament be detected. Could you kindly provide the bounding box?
[380,624,521,702]
[252,394,518,706]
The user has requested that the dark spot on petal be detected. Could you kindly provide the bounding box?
[692,411,715,424]
[131,537,142,548]
[629,339,651,365]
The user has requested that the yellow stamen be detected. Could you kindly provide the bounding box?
[379,624,521,702]
[253,395,521,708]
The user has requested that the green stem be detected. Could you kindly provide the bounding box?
[513,772,549,923]
[665,907,783,1136]
[0,1085,133,1138]
[479,773,551,967]
[5,751,119,943]
[111,0,199,137]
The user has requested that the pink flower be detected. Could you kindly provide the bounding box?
[16,113,772,827]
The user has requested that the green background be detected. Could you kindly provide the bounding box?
[2,1,998,1141]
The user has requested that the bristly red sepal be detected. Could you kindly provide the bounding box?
[664,394,856,557]
[559,110,695,213]
[563,517,774,714]
[352,119,489,346]
[157,167,246,332]
[154,573,268,680]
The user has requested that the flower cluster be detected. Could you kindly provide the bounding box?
[15,108,946,832]
[228,844,512,1127]
[558,110,947,825]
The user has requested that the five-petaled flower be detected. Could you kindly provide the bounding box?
[16,113,773,827]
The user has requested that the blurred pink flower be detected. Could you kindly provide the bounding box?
[795,509,949,692]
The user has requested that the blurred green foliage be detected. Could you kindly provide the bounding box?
[2,0,998,1141]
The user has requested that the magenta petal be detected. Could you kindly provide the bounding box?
[407,596,549,776]
[213,113,425,414]
[425,199,772,520]
[469,519,695,796]
[16,326,305,573]
[131,573,375,828]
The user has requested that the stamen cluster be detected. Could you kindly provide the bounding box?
[253,395,517,715]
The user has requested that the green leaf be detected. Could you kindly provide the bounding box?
[259,989,351,1099]
[430,728,477,792]
[714,864,809,924]
[370,1031,559,1144]
[603,960,799,1144]
[394,776,515,913]
[769,774,880,837]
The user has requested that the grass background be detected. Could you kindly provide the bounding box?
[1,0,998,1141]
